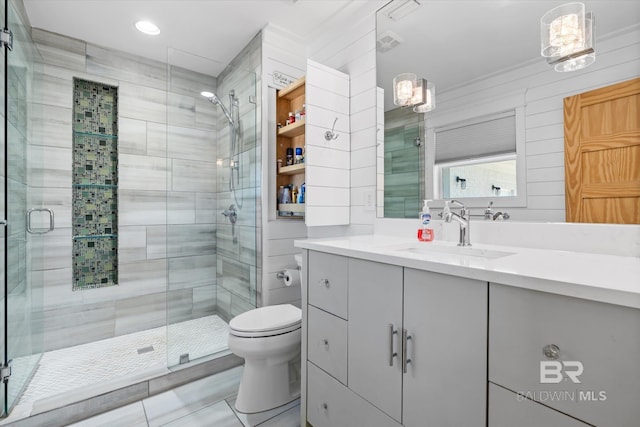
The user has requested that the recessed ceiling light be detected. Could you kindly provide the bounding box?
[135,20,160,36]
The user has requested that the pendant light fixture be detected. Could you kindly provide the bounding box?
[540,2,595,72]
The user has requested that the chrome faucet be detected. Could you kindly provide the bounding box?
[444,200,471,246]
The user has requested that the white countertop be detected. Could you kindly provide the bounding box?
[295,235,640,309]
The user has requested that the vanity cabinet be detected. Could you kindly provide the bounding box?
[305,251,401,427]
[304,251,487,427]
[348,260,487,426]
[489,283,640,427]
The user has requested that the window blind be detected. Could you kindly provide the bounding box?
[435,111,516,163]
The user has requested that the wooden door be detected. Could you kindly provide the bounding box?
[564,78,640,223]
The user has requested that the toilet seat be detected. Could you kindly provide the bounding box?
[229,304,301,338]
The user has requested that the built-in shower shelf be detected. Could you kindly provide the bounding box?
[278,120,305,137]
[73,131,117,139]
[73,184,118,189]
[73,234,118,240]
[278,163,305,175]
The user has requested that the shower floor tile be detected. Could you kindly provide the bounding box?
[13,315,229,411]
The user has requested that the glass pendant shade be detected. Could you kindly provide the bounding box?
[550,12,595,72]
[540,2,585,58]
[393,73,417,106]
[413,80,436,113]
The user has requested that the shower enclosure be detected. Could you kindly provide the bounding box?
[0,4,260,418]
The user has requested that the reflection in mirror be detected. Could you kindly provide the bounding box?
[376,1,640,222]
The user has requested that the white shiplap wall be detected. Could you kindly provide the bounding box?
[307,3,382,237]
[305,59,351,226]
[259,3,382,305]
[260,24,307,307]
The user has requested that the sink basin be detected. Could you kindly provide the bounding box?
[386,244,515,260]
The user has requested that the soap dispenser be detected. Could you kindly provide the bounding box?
[418,200,434,242]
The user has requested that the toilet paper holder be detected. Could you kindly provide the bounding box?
[276,265,301,279]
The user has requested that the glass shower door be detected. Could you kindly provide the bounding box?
[2,0,45,415]
[165,47,257,368]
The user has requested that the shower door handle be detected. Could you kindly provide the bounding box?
[26,208,55,234]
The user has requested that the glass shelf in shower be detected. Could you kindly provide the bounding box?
[72,131,118,139]
[73,234,118,240]
[73,184,118,189]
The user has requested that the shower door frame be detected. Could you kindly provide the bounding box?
[1,0,46,416]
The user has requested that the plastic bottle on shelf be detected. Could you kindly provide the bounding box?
[417,199,434,242]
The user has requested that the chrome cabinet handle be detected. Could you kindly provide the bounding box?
[388,324,398,366]
[321,338,329,349]
[543,344,560,360]
[319,403,328,413]
[318,278,330,288]
[402,329,412,374]
[26,208,55,234]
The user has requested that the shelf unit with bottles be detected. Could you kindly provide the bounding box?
[276,76,306,218]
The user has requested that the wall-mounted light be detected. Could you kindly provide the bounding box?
[413,79,436,113]
[540,2,595,72]
[393,73,416,106]
[393,74,436,112]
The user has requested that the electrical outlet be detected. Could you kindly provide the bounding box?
[364,190,375,211]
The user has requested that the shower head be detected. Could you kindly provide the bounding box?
[201,90,235,127]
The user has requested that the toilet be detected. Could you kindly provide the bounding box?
[228,254,303,414]
[228,304,302,413]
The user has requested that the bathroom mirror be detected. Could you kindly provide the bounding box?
[376,0,640,221]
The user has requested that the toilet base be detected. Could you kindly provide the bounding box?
[235,354,301,414]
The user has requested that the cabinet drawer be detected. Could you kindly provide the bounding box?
[308,305,348,384]
[307,362,350,427]
[307,362,401,427]
[489,283,640,427]
[308,251,348,319]
[489,383,589,427]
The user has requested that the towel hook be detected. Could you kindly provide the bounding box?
[324,117,339,141]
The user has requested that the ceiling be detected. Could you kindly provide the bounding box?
[22,0,384,76]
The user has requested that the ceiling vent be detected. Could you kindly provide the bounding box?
[377,30,403,53]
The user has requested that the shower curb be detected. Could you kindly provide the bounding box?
[2,354,243,427]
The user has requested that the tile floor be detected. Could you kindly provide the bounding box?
[7,315,230,423]
[67,366,301,427]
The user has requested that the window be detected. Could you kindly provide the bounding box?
[431,109,525,206]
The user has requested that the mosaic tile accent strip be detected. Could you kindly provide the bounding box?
[73,237,118,289]
[72,79,119,290]
[73,79,118,135]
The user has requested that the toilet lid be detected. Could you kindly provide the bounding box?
[229,304,301,335]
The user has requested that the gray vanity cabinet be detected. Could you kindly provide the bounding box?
[347,259,487,426]
[489,283,640,427]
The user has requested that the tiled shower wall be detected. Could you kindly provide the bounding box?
[30,28,220,352]
[213,32,262,321]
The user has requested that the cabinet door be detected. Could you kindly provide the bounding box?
[304,59,350,226]
[403,269,488,427]
[489,383,589,427]
[348,258,403,422]
[490,283,640,427]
